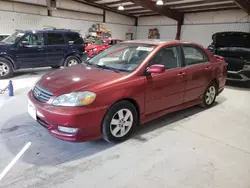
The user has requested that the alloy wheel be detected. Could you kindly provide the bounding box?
[0,62,9,76]
[68,59,78,66]
[110,109,133,138]
[205,85,216,105]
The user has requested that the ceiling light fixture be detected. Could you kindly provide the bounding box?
[156,0,164,5]
[118,4,124,11]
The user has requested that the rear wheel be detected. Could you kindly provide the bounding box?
[64,56,80,67]
[0,58,14,79]
[201,82,217,108]
[102,101,138,143]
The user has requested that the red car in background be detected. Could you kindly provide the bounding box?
[28,40,227,143]
[85,38,124,58]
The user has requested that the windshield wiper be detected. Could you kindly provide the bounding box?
[95,65,121,73]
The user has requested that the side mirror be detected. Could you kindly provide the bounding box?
[21,41,29,47]
[147,64,165,74]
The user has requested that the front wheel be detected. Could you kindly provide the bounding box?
[201,82,217,108]
[0,58,14,79]
[102,101,138,143]
[64,56,80,67]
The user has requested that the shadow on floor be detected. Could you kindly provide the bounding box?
[13,67,56,78]
[1,113,114,167]
[226,80,250,91]
[1,96,227,167]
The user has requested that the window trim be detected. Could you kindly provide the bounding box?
[46,32,66,46]
[143,45,183,75]
[18,33,44,47]
[181,44,210,67]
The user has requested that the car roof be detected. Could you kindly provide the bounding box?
[24,30,79,34]
[123,40,201,46]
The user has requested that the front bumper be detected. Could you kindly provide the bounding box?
[28,90,108,142]
[227,69,250,82]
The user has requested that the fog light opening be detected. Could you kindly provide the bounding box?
[58,126,78,134]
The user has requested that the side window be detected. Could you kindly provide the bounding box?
[20,33,44,46]
[65,33,83,44]
[47,33,65,45]
[150,46,180,69]
[183,46,209,66]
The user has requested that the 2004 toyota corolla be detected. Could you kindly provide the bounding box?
[28,40,227,143]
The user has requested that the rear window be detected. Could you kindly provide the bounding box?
[47,33,65,45]
[64,33,83,44]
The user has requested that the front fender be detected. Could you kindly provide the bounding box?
[0,54,17,70]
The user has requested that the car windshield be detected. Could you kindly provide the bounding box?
[2,31,25,44]
[94,40,104,45]
[88,43,156,73]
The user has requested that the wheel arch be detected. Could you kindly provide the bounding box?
[101,97,141,131]
[63,54,81,66]
[0,55,16,70]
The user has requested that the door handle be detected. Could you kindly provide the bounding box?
[205,67,211,71]
[177,72,186,77]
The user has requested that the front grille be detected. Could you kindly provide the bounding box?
[37,117,50,129]
[33,85,53,103]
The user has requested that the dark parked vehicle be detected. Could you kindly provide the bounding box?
[0,29,87,79]
[208,32,250,82]
[0,34,10,41]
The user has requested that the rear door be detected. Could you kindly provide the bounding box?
[16,33,46,68]
[64,32,84,53]
[181,45,213,103]
[45,32,67,66]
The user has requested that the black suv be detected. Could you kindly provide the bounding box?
[0,29,87,79]
[208,32,250,82]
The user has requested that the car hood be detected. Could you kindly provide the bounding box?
[38,64,125,95]
[0,42,10,49]
[85,45,99,50]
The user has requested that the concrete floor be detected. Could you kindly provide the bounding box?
[0,68,250,188]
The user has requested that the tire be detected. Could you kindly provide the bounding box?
[102,101,138,143]
[0,58,14,79]
[51,66,60,69]
[64,56,80,67]
[201,82,217,108]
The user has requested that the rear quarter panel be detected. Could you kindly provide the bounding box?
[210,54,227,89]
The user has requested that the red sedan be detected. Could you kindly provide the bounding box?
[85,38,124,58]
[28,40,227,143]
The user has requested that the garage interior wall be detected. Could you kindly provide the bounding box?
[0,0,136,40]
[137,16,177,40]
[137,9,250,47]
[181,10,250,47]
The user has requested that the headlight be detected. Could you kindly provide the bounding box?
[93,48,97,51]
[52,91,96,106]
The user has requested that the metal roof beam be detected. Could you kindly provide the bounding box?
[130,0,184,21]
[233,0,250,14]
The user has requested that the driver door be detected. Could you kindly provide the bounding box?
[16,33,46,68]
[145,46,187,115]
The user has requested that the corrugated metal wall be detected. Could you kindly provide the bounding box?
[181,10,250,47]
[137,16,177,40]
[0,0,136,39]
[136,10,250,47]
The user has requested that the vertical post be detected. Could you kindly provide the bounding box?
[103,10,106,23]
[175,16,183,40]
